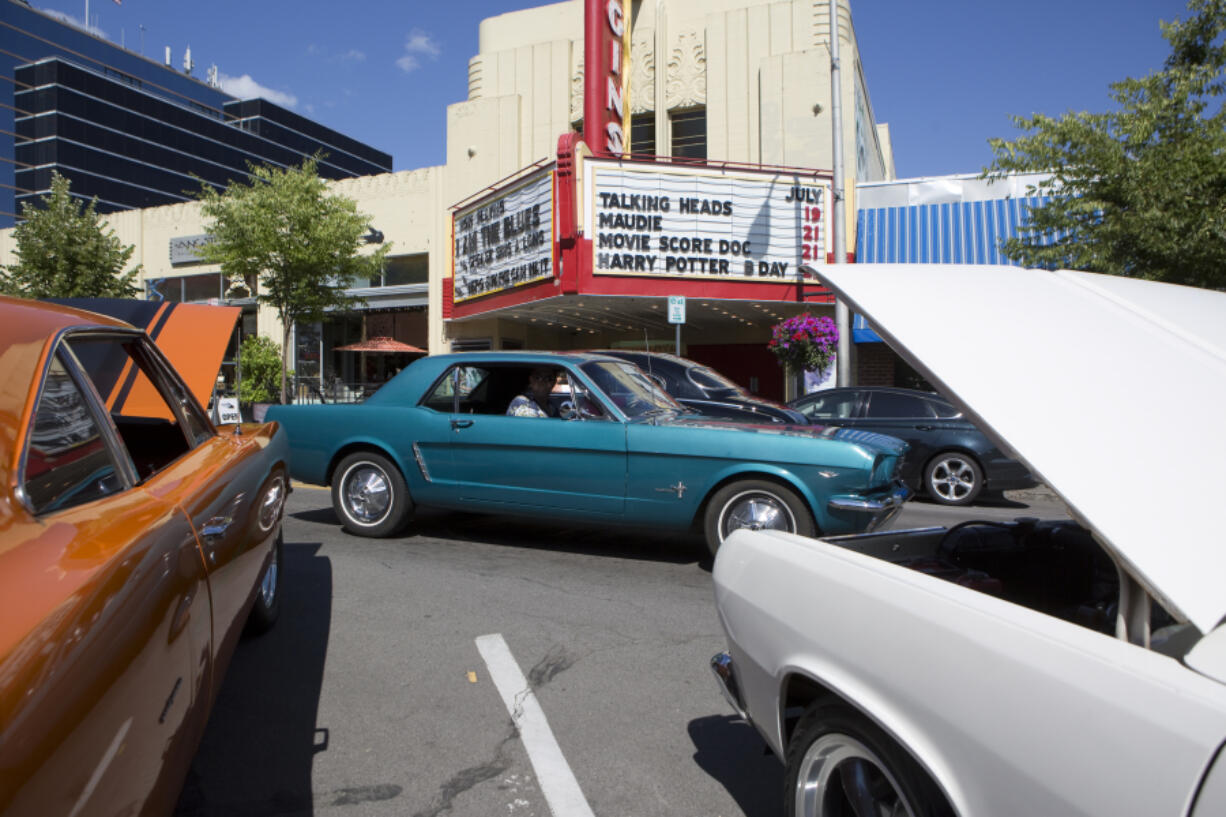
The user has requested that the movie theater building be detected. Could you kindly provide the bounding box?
[1,0,895,401]
[440,0,895,400]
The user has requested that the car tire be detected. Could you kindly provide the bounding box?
[923,452,984,506]
[332,451,412,537]
[785,700,952,817]
[703,479,814,557]
[245,530,283,635]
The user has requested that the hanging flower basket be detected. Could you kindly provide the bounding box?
[768,313,839,378]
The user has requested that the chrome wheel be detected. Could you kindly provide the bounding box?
[341,461,393,525]
[793,733,915,817]
[924,454,983,506]
[331,452,412,538]
[704,480,814,557]
[719,489,796,540]
[259,546,278,607]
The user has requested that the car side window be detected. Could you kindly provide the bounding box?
[798,392,858,420]
[66,335,211,479]
[22,353,126,515]
[864,392,933,419]
[930,398,961,419]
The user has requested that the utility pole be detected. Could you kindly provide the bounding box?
[829,0,852,387]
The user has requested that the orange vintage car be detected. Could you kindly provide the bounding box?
[0,296,289,816]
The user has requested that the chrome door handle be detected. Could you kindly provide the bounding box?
[202,516,232,545]
[451,418,474,430]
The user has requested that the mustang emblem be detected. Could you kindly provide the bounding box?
[655,481,687,499]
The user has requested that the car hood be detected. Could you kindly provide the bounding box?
[809,263,1226,634]
[49,298,240,408]
[664,413,908,456]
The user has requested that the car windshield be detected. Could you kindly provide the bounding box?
[580,361,683,419]
[687,365,742,394]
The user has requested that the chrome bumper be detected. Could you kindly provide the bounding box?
[710,651,748,720]
[828,481,911,532]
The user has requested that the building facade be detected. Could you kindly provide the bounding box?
[3,0,899,402]
[1,0,391,226]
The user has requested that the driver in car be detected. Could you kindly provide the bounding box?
[507,367,560,418]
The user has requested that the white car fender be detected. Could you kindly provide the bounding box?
[715,528,1226,817]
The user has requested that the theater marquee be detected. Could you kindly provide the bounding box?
[452,168,555,303]
[583,161,831,281]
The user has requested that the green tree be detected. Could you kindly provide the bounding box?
[196,155,389,402]
[237,335,285,404]
[984,0,1226,290]
[1,172,141,298]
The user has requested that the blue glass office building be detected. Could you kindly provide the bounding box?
[1,0,392,227]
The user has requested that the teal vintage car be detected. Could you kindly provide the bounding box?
[266,352,910,554]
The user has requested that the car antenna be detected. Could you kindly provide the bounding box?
[644,328,661,414]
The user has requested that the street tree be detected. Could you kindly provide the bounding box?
[1,172,141,298]
[984,0,1226,290]
[196,156,390,403]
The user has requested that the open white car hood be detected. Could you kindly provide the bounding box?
[810,263,1226,635]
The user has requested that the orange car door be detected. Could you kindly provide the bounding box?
[0,349,214,817]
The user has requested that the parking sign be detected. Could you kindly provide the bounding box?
[668,295,686,324]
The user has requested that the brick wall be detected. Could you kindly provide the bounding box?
[856,343,896,386]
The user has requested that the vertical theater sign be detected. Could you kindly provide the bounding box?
[585,0,630,156]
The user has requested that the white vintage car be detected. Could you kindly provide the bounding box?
[711,263,1226,817]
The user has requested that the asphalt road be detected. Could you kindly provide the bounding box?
[176,486,1070,817]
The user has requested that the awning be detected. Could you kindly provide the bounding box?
[335,336,427,354]
[851,195,1066,343]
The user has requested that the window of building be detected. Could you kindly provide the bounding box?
[370,253,428,287]
[630,114,655,156]
[670,108,706,160]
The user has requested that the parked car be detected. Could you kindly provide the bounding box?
[598,350,807,425]
[266,351,910,555]
[711,263,1226,817]
[789,386,1035,505]
[0,296,289,817]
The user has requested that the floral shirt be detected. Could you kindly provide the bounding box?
[506,394,553,418]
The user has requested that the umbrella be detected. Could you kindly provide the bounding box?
[335,336,427,354]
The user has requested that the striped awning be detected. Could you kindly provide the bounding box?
[852,195,1065,341]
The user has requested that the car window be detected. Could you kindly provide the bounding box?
[66,334,212,479]
[22,352,126,515]
[864,391,934,419]
[930,398,962,418]
[687,366,741,394]
[796,391,858,420]
[580,361,683,419]
[422,365,490,412]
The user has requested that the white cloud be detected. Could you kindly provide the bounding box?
[218,73,298,108]
[396,29,440,73]
[342,49,366,62]
[43,10,105,38]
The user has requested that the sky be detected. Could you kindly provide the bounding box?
[39,0,1196,179]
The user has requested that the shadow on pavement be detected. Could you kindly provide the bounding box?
[175,541,332,816]
[688,714,785,817]
[290,503,707,567]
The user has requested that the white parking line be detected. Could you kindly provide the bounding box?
[475,634,596,817]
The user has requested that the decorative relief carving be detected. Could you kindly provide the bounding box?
[666,32,705,110]
[571,58,584,122]
[630,36,654,115]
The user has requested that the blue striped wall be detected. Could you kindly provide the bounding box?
[851,196,1063,342]
[854,196,1059,264]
